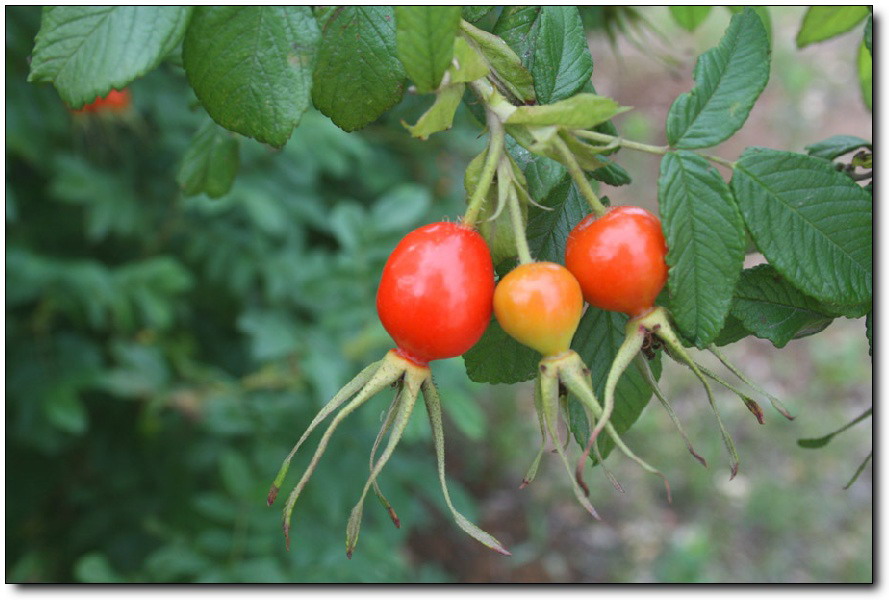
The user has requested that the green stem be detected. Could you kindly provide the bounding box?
[463,112,504,228]
[573,129,736,169]
[507,184,533,264]
[708,345,794,420]
[554,136,607,217]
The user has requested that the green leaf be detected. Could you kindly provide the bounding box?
[569,308,661,460]
[591,159,632,187]
[712,314,750,346]
[670,6,712,31]
[730,264,837,348]
[731,147,872,306]
[666,8,770,149]
[182,7,320,147]
[864,14,872,55]
[529,7,594,104]
[463,318,540,384]
[449,37,490,83]
[796,6,870,48]
[506,94,628,129]
[460,20,535,103]
[492,6,542,67]
[403,83,464,140]
[28,6,192,107]
[797,407,871,449]
[805,135,872,161]
[494,6,593,104]
[858,40,872,111]
[659,151,745,347]
[312,7,405,132]
[462,6,494,24]
[395,6,462,93]
[525,163,590,263]
[43,387,87,434]
[177,120,240,199]
[727,6,772,42]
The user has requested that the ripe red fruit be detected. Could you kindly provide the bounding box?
[494,262,583,357]
[376,222,494,365]
[565,206,668,317]
[73,88,132,114]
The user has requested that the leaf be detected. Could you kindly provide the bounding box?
[731,147,872,306]
[506,94,628,129]
[730,264,837,348]
[666,8,770,149]
[492,6,542,68]
[529,7,594,104]
[462,6,494,24]
[395,6,462,93]
[449,37,489,83]
[177,120,240,199]
[858,40,872,111]
[460,20,535,103]
[494,6,593,104]
[463,318,540,384]
[312,7,405,132]
[28,6,192,107]
[659,151,745,347]
[591,159,632,187]
[727,6,772,42]
[402,83,464,140]
[525,165,590,263]
[713,314,750,346]
[796,6,870,48]
[670,6,712,31]
[569,307,661,460]
[805,135,872,161]
[864,14,872,55]
[182,7,320,147]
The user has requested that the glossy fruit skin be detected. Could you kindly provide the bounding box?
[494,262,583,357]
[376,222,494,365]
[74,89,132,114]
[565,206,668,317]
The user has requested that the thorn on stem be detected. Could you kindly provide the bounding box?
[346,550,353,559]
[743,397,765,425]
[729,462,740,481]
[267,485,279,507]
[690,450,708,468]
[519,479,531,490]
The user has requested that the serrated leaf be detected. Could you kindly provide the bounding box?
[730,264,836,348]
[670,6,712,32]
[731,147,872,306]
[403,83,464,140]
[460,20,535,103]
[395,6,461,93]
[659,151,745,347]
[462,318,540,384]
[493,6,593,104]
[569,308,661,460]
[666,8,770,149]
[28,6,192,107]
[506,94,627,129]
[591,159,632,187]
[492,6,542,68]
[858,40,872,111]
[183,7,319,147]
[525,165,590,263]
[462,6,494,23]
[727,6,772,42]
[177,120,240,199]
[312,7,405,132]
[864,14,872,55]
[529,7,594,104]
[796,6,870,48]
[805,135,872,161]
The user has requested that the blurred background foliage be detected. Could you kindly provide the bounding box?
[6,6,871,583]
